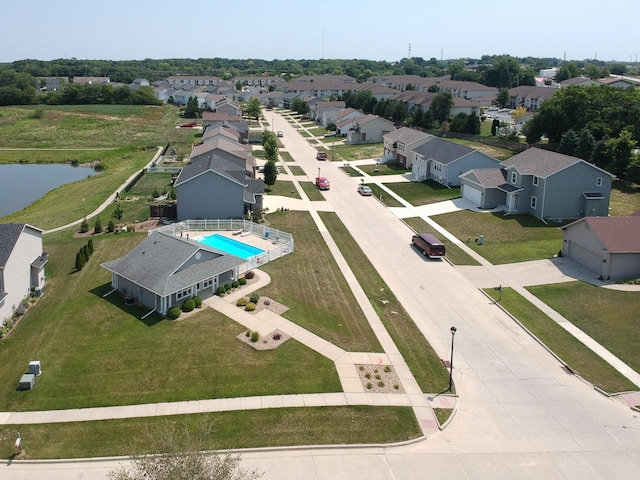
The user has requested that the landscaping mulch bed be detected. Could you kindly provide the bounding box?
[357,364,405,394]
[237,329,290,350]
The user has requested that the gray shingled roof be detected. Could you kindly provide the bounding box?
[412,137,473,165]
[174,156,246,187]
[385,126,432,144]
[101,232,244,297]
[503,148,587,177]
[0,224,26,268]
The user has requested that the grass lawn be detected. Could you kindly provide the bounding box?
[433,408,453,426]
[340,165,364,177]
[308,127,329,137]
[526,282,640,378]
[280,151,295,162]
[0,231,341,412]
[252,149,267,159]
[287,165,306,176]
[265,180,301,199]
[319,212,451,393]
[431,210,564,264]
[610,180,640,216]
[359,163,411,176]
[403,217,481,266]
[384,180,460,207]
[0,105,194,230]
[300,181,326,201]
[0,406,420,459]
[299,130,311,137]
[257,211,382,352]
[485,286,636,393]
[367,184,404,207]
[330,143,384,161]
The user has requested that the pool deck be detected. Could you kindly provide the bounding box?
[185,230,281,254]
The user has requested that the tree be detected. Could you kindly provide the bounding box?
[113,203,124,220]
[243,97,262,119]
[510,106,527,124]
[291,98,309,115]
[261,131,279,163]
[108,420,262,480]
[496,88,510,108]
[184,96,200,118]
[75,251,85,271]
[262,160,278,188]
[429,92,453,123]
[466,112,481,134]
[80,217,89,233]
[107,219,115,233]
[604,129,637,179]
[575,129,595,160]
[558,129,579,155]
[94,217,103,234]
[491,118,500,136]
[88,239,94,255]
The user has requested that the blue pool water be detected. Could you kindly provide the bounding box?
[198,234,265,259]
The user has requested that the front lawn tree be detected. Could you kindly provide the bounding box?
[243,97,262,119]
[108,420,262,480]
[429,92,453,123]
[184,96,201,118]
[261,131,278,163]
[262,160,278,188]
[496,88,510,108]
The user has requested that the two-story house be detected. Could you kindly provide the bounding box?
[382,127,433,167]
[459,148,614,221]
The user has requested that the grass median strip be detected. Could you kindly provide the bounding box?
[299,181,326,201]
[484,286,636,393]
[258,211,382,352]
[0,406,421,459]
[319,211,450,393]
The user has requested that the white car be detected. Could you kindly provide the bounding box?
[357,185,372,196]
[277,131,283,137]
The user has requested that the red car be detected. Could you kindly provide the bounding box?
[315,177,330,190]
[180,122,198,128]
[316,152,328,161]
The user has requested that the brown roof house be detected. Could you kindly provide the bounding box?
[561,215,640,280]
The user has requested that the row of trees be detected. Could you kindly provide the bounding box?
[261,131,279,188]
[523,84,640,182]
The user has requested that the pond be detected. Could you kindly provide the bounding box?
[0,163,99,218]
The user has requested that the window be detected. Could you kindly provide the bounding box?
[530,196,537,209]
[596,177,602,186]
[202,278,213,289]
[532,176,539,186]
[511,172,517,184]
[176,288,192,300]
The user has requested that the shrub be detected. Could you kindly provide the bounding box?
[366,382,373,390]
[358,365,365,371]
[394,384,399,390]
[384,365,392,373]
[245,302,256,312]
[245,330,251,337]
[182,298,195,312]
[244,271,255,280]
[0,327,7,337]
[224,283,232,292]
[249,293,260,304]
[193,295,202,308]
[377,381,385,388]
[83,244,90,260]
[80,218,89,233]
[94,217,103,234]
[75,251,86,271]
[107,220,115,233]
[236,297,249,307]
[5,320,14,329]
[232,280,240,288]
[272,332,282,341]
[88,238,94,254]
[238,277,247,285]
[365,372,371,379]
[167,306,181,319]
[216,286,226,296]
[250,331,259,342]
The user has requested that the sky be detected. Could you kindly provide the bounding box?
[3,0,639,64]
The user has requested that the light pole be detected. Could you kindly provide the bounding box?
[448,326,457,391]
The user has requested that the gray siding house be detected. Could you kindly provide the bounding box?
[561,215,640,280]
[0,224,47,325]
[382,127,433,168]
[410,138,501,185]
[102,232,245,315]
[459,148,614,221]
[174,156,264,221]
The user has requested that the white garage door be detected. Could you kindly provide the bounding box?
[567,241,601,274]
[463,185,482,206]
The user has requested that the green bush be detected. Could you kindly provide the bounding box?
[216,286,226,296]
[236,297,249,307]
[245,302,256,312]
[182,298,195,312]
[239,277,247,285]
[193,295,202,308]
[224,283,232,292]
[80,218,89,233]
[232,280,240,288]
[167,306,181,319]
[249,293,260,304]
[250,331,259,342]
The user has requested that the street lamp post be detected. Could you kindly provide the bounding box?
[448,326,457,391]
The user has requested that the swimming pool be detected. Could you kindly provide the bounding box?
[197,234,265,259]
